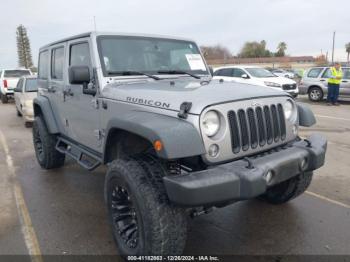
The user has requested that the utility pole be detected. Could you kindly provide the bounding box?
[331,31,335,64]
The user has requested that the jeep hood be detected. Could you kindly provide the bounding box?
[102,79,288,115]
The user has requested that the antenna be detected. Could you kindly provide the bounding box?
[93,16,97,32]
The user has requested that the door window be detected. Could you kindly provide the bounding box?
[232,68,246,77]
[214,68,233,77]
[342,68,350,79]
[16,79,23,92]
[70,42,91,67]
[307,68,323,78]
[38,51,49,79]
[51,47,64,80]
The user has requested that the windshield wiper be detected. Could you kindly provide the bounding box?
[107,71,160,80]
[157,70,201,79]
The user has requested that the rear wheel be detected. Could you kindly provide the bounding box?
[260,172,313,204]
[308,87,323,102]
[32,116,65,169]
[105,154,187,256]
[1,94,8,104]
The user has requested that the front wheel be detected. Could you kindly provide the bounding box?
[308,87,323,102]
[260,172,313,204]
[105,155,187,256]
[32,116,65,169]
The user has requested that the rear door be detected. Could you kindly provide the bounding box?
[340,68,350,96]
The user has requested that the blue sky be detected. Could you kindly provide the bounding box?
[1,0,349,68]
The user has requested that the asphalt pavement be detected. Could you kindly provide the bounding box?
[0,95,349,259]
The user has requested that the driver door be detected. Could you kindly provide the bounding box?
[61,39,102,152]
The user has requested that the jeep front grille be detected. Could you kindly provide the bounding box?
[228,104,286,153]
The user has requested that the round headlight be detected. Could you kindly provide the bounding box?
[202,111,220,137]
[283,100,295,120]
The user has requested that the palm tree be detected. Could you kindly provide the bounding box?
[346,43,350,64]
[276,42,287,57]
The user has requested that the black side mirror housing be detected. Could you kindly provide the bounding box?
[69,65,91,84]
[241,74,250,79]
[68,66,96,96]
[14,87,21,92]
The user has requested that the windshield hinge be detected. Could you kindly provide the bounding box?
[178,102,192,119]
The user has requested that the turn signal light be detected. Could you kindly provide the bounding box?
[154,140,163,152]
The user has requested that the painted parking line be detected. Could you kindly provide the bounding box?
[0,130,43,262]
[315,114,350,122]
[306,191,350,209]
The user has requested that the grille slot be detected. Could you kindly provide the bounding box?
[228,104,286,154]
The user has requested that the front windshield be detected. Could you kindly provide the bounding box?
[98,36,208,76]
[25,79,38,92]
[245,68,276,78]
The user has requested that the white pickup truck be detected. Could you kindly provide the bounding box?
[0,69,32,103]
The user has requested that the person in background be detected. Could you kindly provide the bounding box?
[327,62,343,106]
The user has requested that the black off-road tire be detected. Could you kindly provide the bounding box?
[32,116,65,169]
[105,154,187,256]
[260,172,313,204]
[1,94,8,104]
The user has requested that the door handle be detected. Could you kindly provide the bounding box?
[47,86,56,93]
[320,79,326,82]
[63,89,74,97]
[342,80,348,83]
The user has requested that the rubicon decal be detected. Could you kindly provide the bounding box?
[126,97,171,109]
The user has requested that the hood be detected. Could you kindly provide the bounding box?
[102,78,288,114]
[260,76,296,85]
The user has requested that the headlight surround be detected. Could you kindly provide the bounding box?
[202,110,220,137]
[264,81,281,88]
[283,100,297,122]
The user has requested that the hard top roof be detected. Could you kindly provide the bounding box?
[39,31,195,50]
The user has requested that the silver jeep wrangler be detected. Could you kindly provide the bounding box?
[32,32,327,256]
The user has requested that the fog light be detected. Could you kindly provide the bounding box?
[264,170,273,183]
[292,124,298,136]
[208,144,219,157]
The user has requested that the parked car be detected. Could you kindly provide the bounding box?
[0,69,32,103]
[14,76,38,127]
[271,68,295,78]
[213,65,299,97]
[32,32,326,256]
[299,67,350,101]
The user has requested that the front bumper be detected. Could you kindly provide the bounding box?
[164,134,327,207]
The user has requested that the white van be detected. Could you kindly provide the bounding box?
[213,65,298,98]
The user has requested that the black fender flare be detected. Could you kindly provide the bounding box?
[103,111,206,161]
[297,102,316,127]
[33,96,60,134]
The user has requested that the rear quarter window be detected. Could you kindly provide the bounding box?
[307,68,323,78]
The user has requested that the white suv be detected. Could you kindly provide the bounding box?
[0,69,32,103]
[213,65,299,98]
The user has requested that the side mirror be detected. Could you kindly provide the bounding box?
[69,65,91,85]
[208,66,214,76]
[68,66,96,96]
[14,87,21,92]
[241,74,250,79]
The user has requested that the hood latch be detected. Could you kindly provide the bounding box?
[178,102,192,119]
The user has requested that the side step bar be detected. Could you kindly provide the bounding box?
[55,137,102,171]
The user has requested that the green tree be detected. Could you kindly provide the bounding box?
[346,42,350,64]
[276,42,287,57]
[238,40,272,58]
[16,25,33,69]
